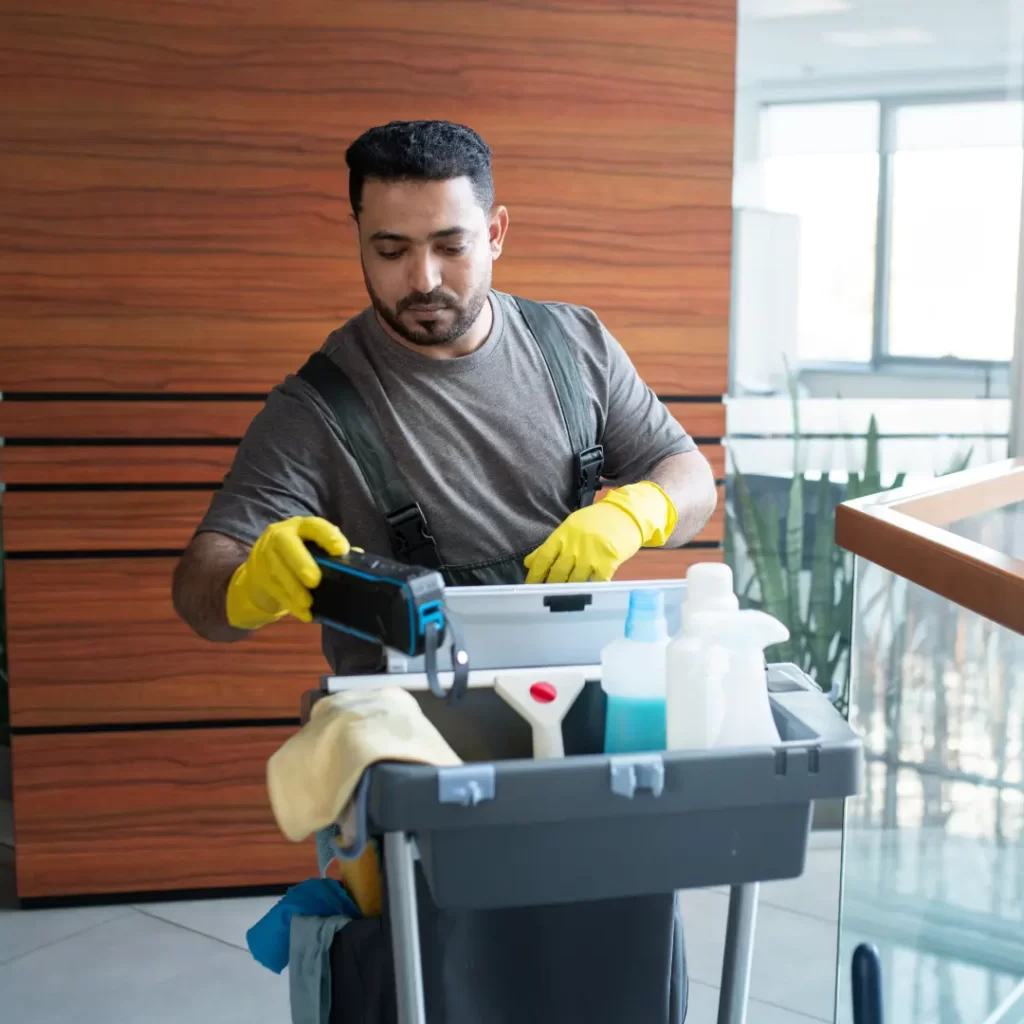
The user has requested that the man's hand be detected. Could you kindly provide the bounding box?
[226,516,350,630]
[524,482,677,584]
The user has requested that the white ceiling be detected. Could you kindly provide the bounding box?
[738,0,1024,91]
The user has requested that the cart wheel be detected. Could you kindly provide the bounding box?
[851,943,883,1024]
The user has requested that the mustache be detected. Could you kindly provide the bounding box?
[397,290,459,313]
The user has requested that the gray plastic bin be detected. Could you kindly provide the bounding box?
[326,664,862,1024]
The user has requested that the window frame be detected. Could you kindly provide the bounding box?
[760,90,1022,377]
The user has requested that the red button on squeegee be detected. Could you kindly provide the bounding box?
[530,682,557,704]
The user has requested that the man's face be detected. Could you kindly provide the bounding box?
[356,176,506,347]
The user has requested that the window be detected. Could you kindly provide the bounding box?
[761,102,880,363]
[760,97,1024,367]
[888,102,1023,362]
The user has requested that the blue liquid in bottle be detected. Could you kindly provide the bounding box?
[601,589,670,754]
[604,696,667,754]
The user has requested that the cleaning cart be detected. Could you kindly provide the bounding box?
[311,580,863,1024]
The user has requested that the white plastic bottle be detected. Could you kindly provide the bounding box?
[665,563,742,749]
[601,589,670,753]
[667,609,789,750]
[666,613,727,750]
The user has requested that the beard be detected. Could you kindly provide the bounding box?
[364,271,491,348]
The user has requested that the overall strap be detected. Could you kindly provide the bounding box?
[514,297,605,509]
[296,352,443,570]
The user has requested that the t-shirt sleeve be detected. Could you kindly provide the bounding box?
[556,305,697,486]
[195,382,339,548]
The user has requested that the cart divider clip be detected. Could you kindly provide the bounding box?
[438,765,496,807]
[609,754,665,799]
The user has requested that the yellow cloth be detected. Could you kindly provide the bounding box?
[524,481,678,584]
[267,687,462,843]
[226,516,349,630]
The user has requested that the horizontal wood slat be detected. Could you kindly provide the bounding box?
[2,483,725,552]
[0,400,723,442]
[0,446,237,485]
[5,558,323,728]
[615,545,724,581]
[0,441,724,487]
[704,446,726,481]
[12,726,310,898]
[0,320,339,396]
[671,402,725,441]
[0,319,727,397]
[0,400,263,439]
[4,258,728,322]
[5,2,736,50]
[2,490,211,552]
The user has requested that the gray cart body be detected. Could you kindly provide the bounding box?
[326,665,860,1024]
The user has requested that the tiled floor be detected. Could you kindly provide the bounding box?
[0,817,842,1024]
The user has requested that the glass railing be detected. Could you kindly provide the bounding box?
[836,460,1024,1024]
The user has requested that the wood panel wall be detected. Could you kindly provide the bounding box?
[0,0,736,899]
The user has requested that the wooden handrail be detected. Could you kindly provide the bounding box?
[835,458,1024,637]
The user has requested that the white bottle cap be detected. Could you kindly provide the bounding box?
[684,563,739,614]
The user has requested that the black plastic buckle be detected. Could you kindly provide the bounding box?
[574,444,605,508]
[384,503,443,569]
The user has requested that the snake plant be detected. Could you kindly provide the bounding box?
[725,382,972,705]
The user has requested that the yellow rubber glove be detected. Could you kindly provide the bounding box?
[524,481,678,584]
[226,516,350,630]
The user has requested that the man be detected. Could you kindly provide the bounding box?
[173,119,716,676]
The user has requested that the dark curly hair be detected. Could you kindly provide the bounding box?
[345,120,494,218]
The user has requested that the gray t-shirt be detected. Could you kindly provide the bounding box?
[197,290,695,674]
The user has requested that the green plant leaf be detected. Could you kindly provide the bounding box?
[785,470,805,642]
[786,358,803,475]
[846,470,863,503]
[725,508,759,607]
[734,467,789,643]
[863,415,882,495]
[828,643,849,692]
[940,447,974,477]
[723,499,735,570]
[731,469,761,573]
[807,473,836,688]
[751,507,787,619]
[783,360,804,645]
[834,556,855,665]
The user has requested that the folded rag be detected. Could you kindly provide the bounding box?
[246,878,359,974]
[267,687,462,843]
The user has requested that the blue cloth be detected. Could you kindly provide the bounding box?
[247,878,361,974]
